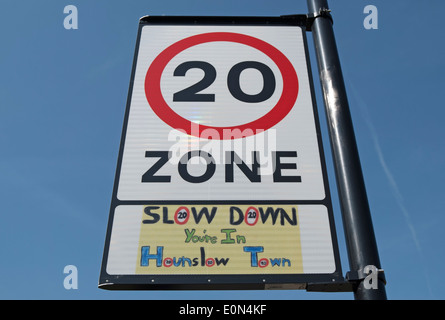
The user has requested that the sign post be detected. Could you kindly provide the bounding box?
[99,15,343,290]
[307,0,387,299]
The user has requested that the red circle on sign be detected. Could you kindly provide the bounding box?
[163,258,173,267]
[244,206,259,226]
[145,32,299,140]
[259,258,269,268]
[206,258,216,267]
[174,206,190,225]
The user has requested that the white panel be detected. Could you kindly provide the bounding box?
[117,25,325,201]
[106,206,143,275]
[299,205,336,273]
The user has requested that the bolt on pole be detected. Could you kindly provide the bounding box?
[306,0,387,300]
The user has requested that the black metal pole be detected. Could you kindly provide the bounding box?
[307,0,387,300]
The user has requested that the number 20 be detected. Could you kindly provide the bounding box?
[173,61,276,103]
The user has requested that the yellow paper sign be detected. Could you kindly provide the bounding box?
[136,204,303,275]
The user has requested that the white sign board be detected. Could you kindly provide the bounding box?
[118,25,325,201]
[100,16,342,290]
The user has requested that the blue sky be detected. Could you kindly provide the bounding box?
[1,0,444,300]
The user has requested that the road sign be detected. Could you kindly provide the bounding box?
[99,16,343,290]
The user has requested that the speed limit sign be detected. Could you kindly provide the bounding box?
[100,16,342,290]
[145,31,299,139]
[116,18,328,201]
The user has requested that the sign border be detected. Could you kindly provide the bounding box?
[99,15,344,291]
[145,31,299,139]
